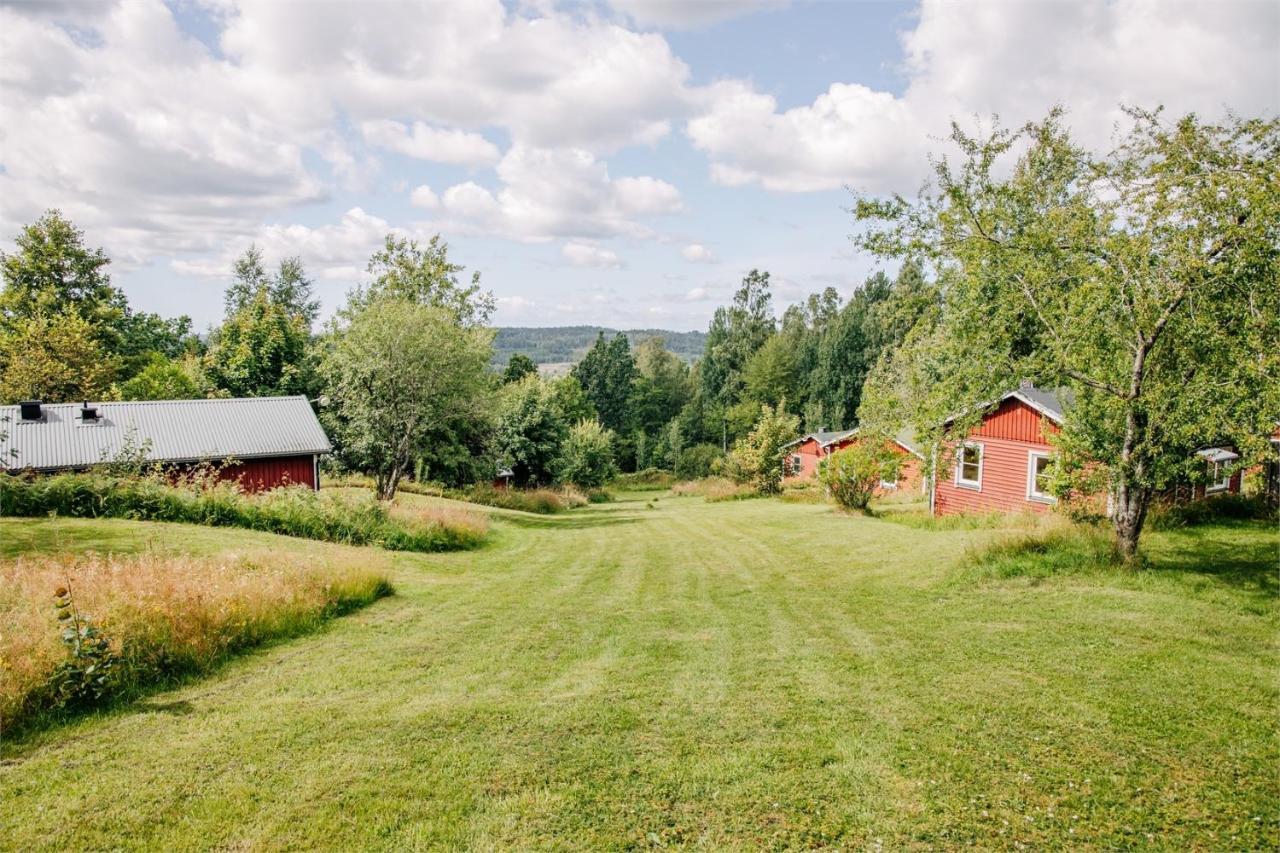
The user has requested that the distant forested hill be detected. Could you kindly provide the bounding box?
[493,326,707,367]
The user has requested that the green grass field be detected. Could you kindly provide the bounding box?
[1,492,1276,849]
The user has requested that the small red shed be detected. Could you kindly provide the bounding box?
[1,396,331,492]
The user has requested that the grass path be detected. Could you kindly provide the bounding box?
[1,495,1276,849]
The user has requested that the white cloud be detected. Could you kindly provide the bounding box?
[681,243,717,263]
[409,185,440,209]
[430,145,680,242]
[688,0,1280,193]
[170,207,398,283]
[360,120,500,167]
[562,242,623,269]
[684,286,710,301]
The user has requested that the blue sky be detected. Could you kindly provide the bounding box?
[1,0,1276,333]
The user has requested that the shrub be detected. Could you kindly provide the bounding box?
[556,419,618,488]
[728,403,800,494]
[1,551,392,735]
[819,441,902,512]
[0,473,486,553]
[674,444,723,480]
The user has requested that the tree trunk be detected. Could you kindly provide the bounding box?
[1112,478,1151,564]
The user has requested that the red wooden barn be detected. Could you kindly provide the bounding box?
[1,396,331,492]
[783,428,926,495]
[931,384,1242,516]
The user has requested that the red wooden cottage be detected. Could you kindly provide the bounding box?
[784,428,926,495]
[931,384,1242,516]
[1,396,331,492]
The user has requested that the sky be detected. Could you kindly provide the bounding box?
[1,0,1277,334]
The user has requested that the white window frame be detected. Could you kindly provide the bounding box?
[1026,451,1056,504]
[790,454,803,476]
[956,442,983,490]
[1207,460,1231,493]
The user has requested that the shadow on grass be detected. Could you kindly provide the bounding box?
[1146,522,1279,597]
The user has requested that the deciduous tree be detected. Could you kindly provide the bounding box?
[853,108,1280,560]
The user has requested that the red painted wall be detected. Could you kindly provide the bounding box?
[784,438,826,480]
[784,435,925,496]
[212,455,317,493]
[934,399,1057,516]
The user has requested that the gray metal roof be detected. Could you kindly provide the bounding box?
[1011,385,1067,424]
[0,396,331,472]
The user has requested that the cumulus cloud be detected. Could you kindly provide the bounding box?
[562,242,624,269]
[409,185,441,209]
[689,0,1280,193]
[170,207,398,283]
[360,120,501,167]
[681,243,717,263]
[429,145,681,242]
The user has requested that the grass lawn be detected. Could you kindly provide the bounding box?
[1,494,1276,849]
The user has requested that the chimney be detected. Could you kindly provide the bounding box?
[80,402,100,423]
[1019,378,1034,392]
[19,400,42,421]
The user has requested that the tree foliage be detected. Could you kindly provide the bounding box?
[853,108,1280,559]
[0,310,117,404]
[557,419,618,488]
[502,353,538,384]
[359,234,494,326]
[322,298,493,500]
[728,402,801,494]
[819,440,902,512]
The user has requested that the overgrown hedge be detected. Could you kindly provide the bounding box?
[0,473,486,552]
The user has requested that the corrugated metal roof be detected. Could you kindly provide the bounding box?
[0,396,331,472]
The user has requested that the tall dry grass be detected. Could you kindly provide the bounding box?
[671,477,759,502]
[0,550,392,735]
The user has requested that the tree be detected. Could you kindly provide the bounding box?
[116,354,206,401]
[0,210,123,336]
[225,247,320,327]
[496,375,571,487]
[728,402,801,494]
[503,353,538,384]
[205,286,312,397]
[557,420,618,487]
[853,108,1280,560]
[742,333,799,410]
[0,310,116,404]
[700,269,775,409]
[322,298,493,500]
[819,440,902,512]
[360,234,494,326]
[571,332,638,435]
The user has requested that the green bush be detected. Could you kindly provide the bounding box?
[675,444,724,480]
[556,419,618,488]
[0,473,484,553]
[818,441,901,512]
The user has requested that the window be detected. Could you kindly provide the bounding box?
[1027,452,1056,503]
[790,455,803,476]
[1207,460,1231,492]
[956,443,983,488]
[879,473,898,489]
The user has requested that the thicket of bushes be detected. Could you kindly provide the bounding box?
[612,469,677,490]
[0,473,486,552]
[1,551,392,736]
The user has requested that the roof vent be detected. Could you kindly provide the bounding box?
[19,400,42,421]
[80,402,100,423]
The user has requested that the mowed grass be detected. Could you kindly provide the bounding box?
[0,494,1276,849]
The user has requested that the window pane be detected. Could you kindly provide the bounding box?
[1034,456,1051,493]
